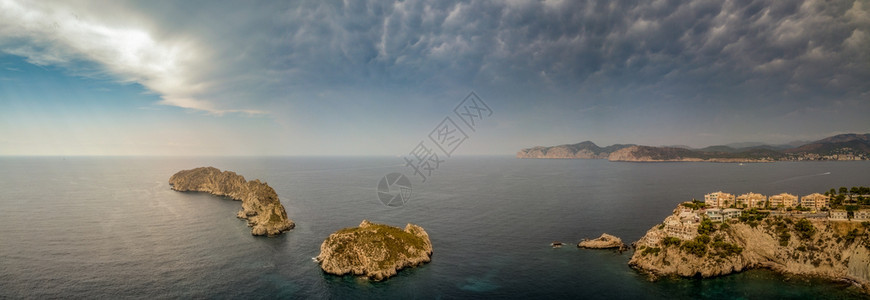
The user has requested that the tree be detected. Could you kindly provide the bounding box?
[832,194,846,206]
[851,186,860,195]
[794,219,815,240]
[698,219,716,235]
[840,187,849,195]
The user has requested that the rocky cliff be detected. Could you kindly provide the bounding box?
[168,167,295,236]
[316,220,433,281]
[629,206,870,293]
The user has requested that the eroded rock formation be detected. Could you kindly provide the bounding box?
[169,167,295,236]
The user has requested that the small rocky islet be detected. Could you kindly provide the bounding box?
[578,233,628,251]
[316,220,433,281]
[169,167,295,236]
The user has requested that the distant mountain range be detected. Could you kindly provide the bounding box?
[517,133,870,162]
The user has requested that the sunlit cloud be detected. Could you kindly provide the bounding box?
[0,0,254,114]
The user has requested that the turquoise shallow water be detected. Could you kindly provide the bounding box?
[1,156,869,299]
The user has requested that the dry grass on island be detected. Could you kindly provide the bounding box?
[316,220,433,281]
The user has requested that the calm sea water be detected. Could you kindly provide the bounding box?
[1,156,869,299]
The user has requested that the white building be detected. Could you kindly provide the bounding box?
[706,208,724,222]
[829,209,848,220]
[723,208,742,219]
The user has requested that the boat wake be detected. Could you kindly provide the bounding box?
[770,172,831,184]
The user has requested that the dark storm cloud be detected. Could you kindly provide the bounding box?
[2,0,868,115]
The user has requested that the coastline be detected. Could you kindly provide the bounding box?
[629,203,870,294]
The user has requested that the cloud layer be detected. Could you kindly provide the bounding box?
[1,0,868,151]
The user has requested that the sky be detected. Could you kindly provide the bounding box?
[0,0,868,156]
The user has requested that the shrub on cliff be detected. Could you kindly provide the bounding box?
[793,219,815,240]
[844,229,861,245]
[778,231,791,246]
[680,239,707,257]
[641,246,661,256]
[662,236,682,247]
[711,241,743,257]
[698,219,716,235]
[739,209,768,222]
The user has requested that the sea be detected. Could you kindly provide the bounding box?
[1,156,869,299]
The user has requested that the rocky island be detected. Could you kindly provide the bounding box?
[578,233,627,250]
[316,220,433,281]
[169,167,295,236]
[630,204,870,293]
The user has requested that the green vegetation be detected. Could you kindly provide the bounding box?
[844,229,862,245]
[698,219,716,235]
[642,246,661,256]
[662,236,682,247]
[778,232,791,246]
[793,219,816,240]
[738,208,769,222]
[770,217,792,246]
[682,199,706,210]
[747,220,760,228]
[680,239,707,257]
[828,185,870,206]
[330,222,429,269]
[696,234,711,244]
[711,241,743,258]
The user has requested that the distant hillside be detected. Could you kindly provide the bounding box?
[518,133,870,162]
[786,134,870,156]
[609,146,786,162]
[516,141,634,159]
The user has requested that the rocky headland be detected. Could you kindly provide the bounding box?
[168,167,295,236]
[316,220,433,281]
[629,205,870,293]
[578,233,627,250]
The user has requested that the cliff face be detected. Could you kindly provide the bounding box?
[630,207,870,293]
[316,220,433,281]
[169,167,295,236]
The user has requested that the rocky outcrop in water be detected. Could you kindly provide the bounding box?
[316,220,433,281]
[578,233,627,250]
[629,205,870,293]
[168,167,295,236]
